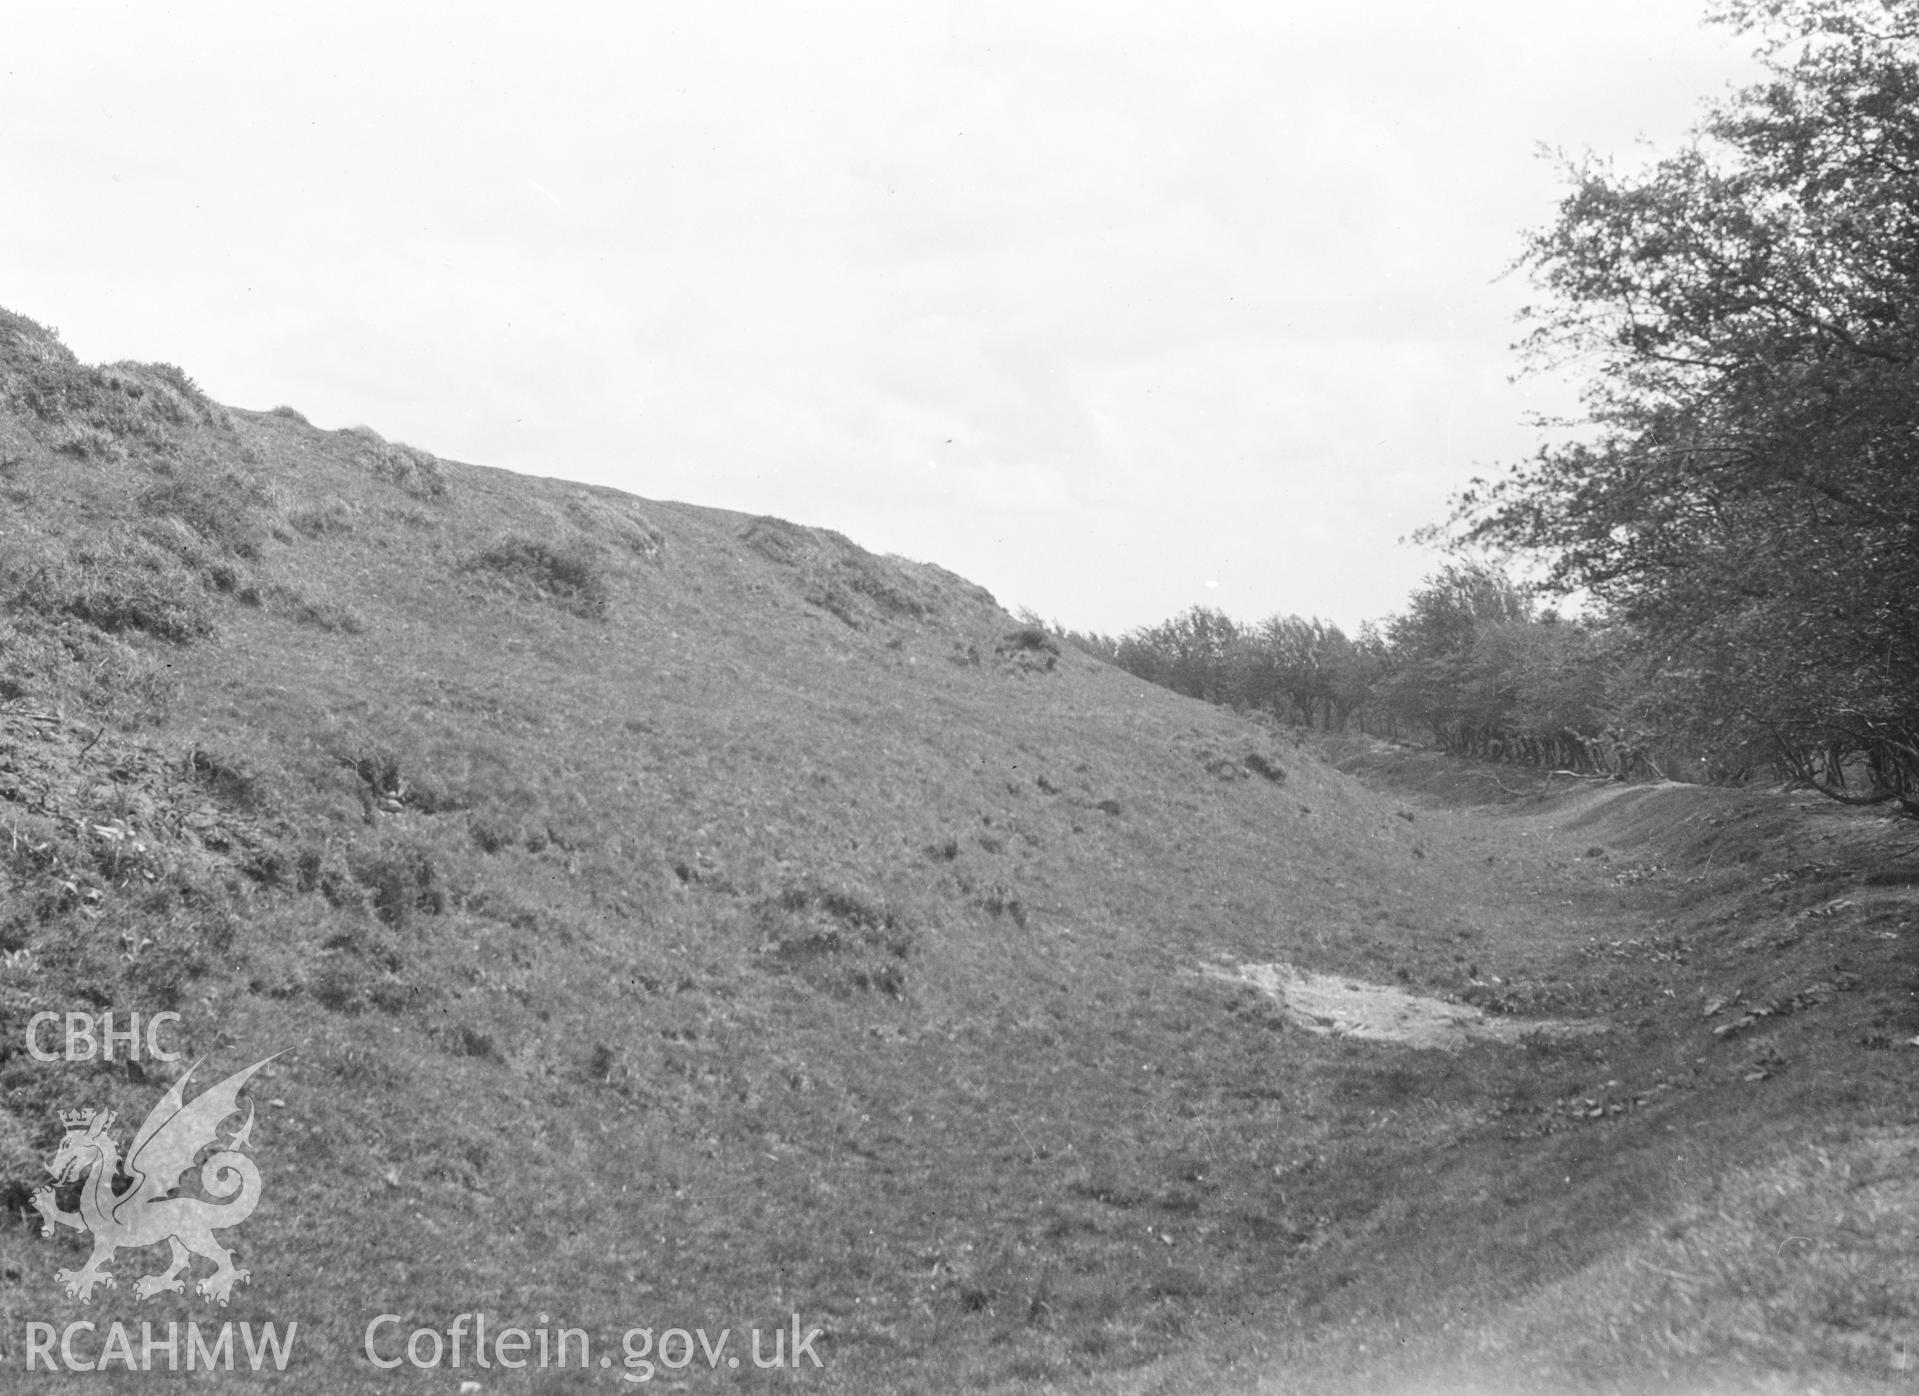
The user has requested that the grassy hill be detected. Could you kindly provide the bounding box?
[3,306,1919,1393]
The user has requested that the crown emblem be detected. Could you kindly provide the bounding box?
[58,1107,96,1129]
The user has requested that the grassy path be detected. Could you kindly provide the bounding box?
[1108,747,1919,1396]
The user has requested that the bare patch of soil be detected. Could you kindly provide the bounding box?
[1205,959,1609,1048]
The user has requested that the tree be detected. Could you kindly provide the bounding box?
[1375,565,1534,750]
[1448,0,1919,809]
[1253,615,1347,727]
[1116,606,1242,705]
[1333,622,1394,735]
[1111,607,1367,728]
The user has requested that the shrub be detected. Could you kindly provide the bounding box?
[261,582,364,634]
[268,404,310,425]
[311,961,370,1014]
[445,1024,500,1061]
[742,517,805,566]
[7,537,215,643]
[0,315,232,460]
[463,537,609,619]
[184,745,265,809]
[344,426,449,501]
[121,934,214,1008]
[802,577,862,628]
[998,626,1061,656]
[287,499,357,537]
[0,612,179,721]
[977,884,1029,930]
[48,422,127,460]
[104,361,227,429]
[139,473,267,559]
[1244,753,1287,783]
[337,747,405,799]
[994,626,1061,674]
[348,837,446,932]
[564,494,665,561]
[756,881,914,995]
[469,817,515,854]
[843,561,928,618]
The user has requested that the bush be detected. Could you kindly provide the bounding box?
[846,568,926,619]
[261,582,365,634]
[756,881,913,996]
[0,611,179,720]
[139,473,268,559]
[344,426,449,501]
[48,421,127,460]
[184,745,265,809]
[998,626,1061,656]
[1243,754,1287,783]
[741,518,932,626]
[463,537,610,619]
[995,626,1061,674]
[0,313,232,460]
[802,577,862,628]
[348,837,446,932]
[5,536,214,643]
[564,494,665,561]
[288,499,357,537]
[742,516,805,566]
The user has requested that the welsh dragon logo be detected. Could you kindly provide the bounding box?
[31,1054,279,1305]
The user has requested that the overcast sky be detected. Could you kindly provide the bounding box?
[2,2,1763,634]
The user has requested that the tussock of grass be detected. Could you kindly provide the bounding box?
[347,832,447,932]
[287,498,357,537]
[184,742,267,809]
[0,311,232,461]
[996,624,1062,674]
[259,581,365,633]
[6,535,214,641]
[0,610,179,721]
[342,424,449,501]
[999,624,1060,655]
[741,514,808,566]
[743,515,935,628]
[841,560,928,619]
[139,470,271,559]
[461,535,610,618]
[757,881,914,995]
[563,490,665,560]
[46,421,124,459]
[1244,752,1287,782]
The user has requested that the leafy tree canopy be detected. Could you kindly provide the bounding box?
[1447,0,1919,806]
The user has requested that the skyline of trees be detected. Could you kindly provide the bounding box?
[1081,0,1919,815]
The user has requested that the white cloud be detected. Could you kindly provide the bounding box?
[0,0,1763,632]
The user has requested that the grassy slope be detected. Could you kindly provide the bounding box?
[3,310,1919,1393]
